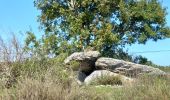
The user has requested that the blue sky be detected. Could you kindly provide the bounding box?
[0,0,170,66]
[125,0,170,66]
[0,0,42,40]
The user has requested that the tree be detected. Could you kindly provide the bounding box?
[133,55,149,64]
[27,0,170,57]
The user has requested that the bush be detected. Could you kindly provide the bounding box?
[69,61,80,71]
[1,53,71,89]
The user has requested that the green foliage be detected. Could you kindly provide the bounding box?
[25,0,170,57]
[25,31,39,49]
[2,53,70,89]
[69,61,80,71]
[133,55,150,65]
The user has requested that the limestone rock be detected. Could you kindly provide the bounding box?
[64,51,101,64]
[84,70,134,85]
[65,51,166,86]
[64,51,101,73]
[95,57,124,70]
[95,57,166,77]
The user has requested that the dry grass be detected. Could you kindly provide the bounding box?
[90,75,123,86]
[0,68,104,100]
[0,60,169,100]
[0,34,170,100]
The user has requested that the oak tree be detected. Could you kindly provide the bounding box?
[27,0,170,57]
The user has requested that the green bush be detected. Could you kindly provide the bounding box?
[69,61,80,71]
[2,53,71,88]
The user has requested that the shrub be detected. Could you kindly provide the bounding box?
[69,61,80,71]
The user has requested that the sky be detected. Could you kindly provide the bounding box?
[125,0,170,66]
[0,0,170,66]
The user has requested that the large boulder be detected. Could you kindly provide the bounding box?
[95,57,166,77]
[84,70,134,85]
[64,51,101,75]
[64,51,100,64]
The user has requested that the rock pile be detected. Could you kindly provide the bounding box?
[64,51,166,85]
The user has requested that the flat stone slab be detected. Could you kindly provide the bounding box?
[95,57,166,77]
[64,51,101,75]
[64,51,101,64]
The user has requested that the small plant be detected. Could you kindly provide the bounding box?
[69,61,80,71]
[91,75,122,86]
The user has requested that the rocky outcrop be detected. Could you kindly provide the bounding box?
[64,51,101,82]
[84,70,134,85]
[95,57,166,77]
[64,51,166,85]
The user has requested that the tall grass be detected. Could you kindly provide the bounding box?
[0,34,170,100]
[158,67,170,73]
[1,71,169,100]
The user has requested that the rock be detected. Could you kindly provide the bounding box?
[65,51,167,86]
[64,51,101,64]
[77,71,87,82]
[95,57,124,70]
[64,51,101,74]
[95,57,166,77]
[84,70,134,85]
[64,52,84,64]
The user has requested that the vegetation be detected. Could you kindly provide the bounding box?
[0,34,170,100]
[0,0,170,100]
[0,56,170,100]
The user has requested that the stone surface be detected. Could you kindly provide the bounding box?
[84,70,134,85]
[64,51,101,64]
[65,51,166,86]
[95,57,166,77]
[95,57,124,70]
[64,51,101,74]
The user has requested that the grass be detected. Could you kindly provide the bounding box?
[0,56,169,100]
[157,66,170,73]
[0,35,170,100]
[90,75,122,86]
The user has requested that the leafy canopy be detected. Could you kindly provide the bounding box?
[26,0,170,57]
